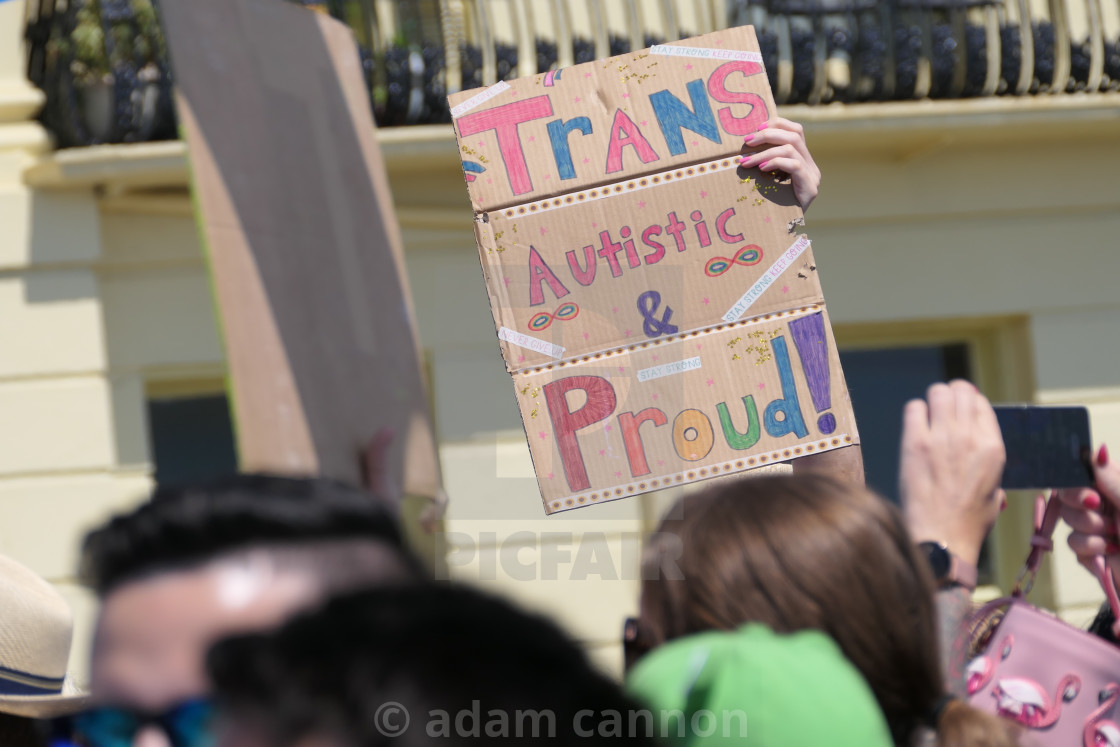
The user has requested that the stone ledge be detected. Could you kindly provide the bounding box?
[23,93,1120,192]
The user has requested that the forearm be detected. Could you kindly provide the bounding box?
[936,585,973,697]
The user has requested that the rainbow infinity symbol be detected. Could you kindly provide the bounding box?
[528,303,580,331]
[704,245,764,277]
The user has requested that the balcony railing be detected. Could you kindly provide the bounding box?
[23,0,1120,148]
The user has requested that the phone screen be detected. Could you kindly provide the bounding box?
[993,405,1093,489]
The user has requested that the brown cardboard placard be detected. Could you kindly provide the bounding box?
[450,26,859,514]
[452,28,776,214]
[517,306,856,513]
[474,163,820,369]
[159,0,442,498]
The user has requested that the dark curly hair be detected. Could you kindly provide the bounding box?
[208,584,658,746]
[81,474,420,595]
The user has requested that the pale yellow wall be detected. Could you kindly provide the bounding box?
[0,0,152,679]
[2,0,1119,683]
[803,106,1120,624]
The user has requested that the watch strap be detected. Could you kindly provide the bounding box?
[948,553,978,591]
[919,541,977,591]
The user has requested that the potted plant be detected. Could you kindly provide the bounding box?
[44,0,114,143]
[115,0,174,141]
[41,0,173,146]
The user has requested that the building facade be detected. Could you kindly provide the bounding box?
[1,0,1119,678]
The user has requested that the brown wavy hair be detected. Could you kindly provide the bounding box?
[637,473,1018,747]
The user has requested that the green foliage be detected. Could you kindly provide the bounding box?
[45,0,167,85]
[65,2,108,84]
[131,0,166,60]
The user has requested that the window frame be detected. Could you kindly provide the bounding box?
[832,315,1047,605]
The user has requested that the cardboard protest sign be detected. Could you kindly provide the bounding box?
[474,168,820,368]
[451,26,859,514]
[510,307,855,512]
[159,0,443,499]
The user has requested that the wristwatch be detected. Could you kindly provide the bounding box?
[918,542,978,591]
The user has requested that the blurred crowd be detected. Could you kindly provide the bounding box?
[6,382,1115,747]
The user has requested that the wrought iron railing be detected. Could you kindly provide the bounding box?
[23,0,1120,148]
[24,0,177,147]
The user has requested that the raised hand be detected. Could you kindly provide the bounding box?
[899,380,1007,569]
[1057,447,1120,579]
[738,117,822,211]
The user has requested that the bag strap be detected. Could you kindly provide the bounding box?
[1093,555,1120,639]
[1013,492,1120,637]
[1013,492,1061,594]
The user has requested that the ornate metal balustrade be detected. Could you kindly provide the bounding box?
[22,0,1120,147]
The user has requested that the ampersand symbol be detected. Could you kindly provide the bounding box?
[637,291,679,338]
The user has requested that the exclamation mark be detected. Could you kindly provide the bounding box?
[788,313,835,435]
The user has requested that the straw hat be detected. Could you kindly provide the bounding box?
[0,553,90,718]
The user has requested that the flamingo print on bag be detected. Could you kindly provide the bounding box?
[993,674,1081,728]
[966,635,1013,695]
[1084,684,1120,747]
[967,657,995,696]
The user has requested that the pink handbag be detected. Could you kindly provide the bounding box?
[966,494,1120,746]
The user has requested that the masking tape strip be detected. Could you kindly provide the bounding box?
[650,44,764,63]
[498,156,740,219]
[512,303,823,375]
[637,356,703,382]
[499,326,566,360]
[451,81,512,118]
[546,432,854,513]
[723,236,811,322]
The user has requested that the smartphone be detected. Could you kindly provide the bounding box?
[993,405,1093,489]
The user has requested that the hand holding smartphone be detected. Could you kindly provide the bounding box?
[993,405,1094,489]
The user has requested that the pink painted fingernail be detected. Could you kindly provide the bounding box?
[1000,496,1009,512]
[1085,492,1102,511]
[1099,444,1110,467]
[759,161,770,171]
